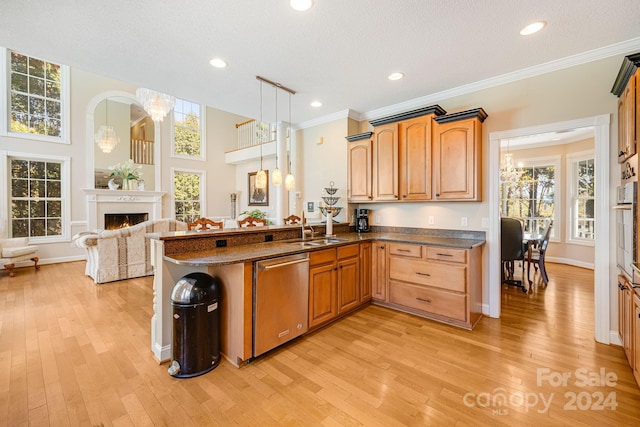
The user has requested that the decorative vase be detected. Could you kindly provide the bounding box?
[122,179,131,191]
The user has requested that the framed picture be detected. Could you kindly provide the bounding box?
[248,171,269,206]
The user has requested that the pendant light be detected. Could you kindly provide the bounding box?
[285,91,295,190]
[95,98,120,153]
[255,81,267,189]
[272,84,283,186]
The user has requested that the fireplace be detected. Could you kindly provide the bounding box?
[105,213,148,230]
[83,189,166,231]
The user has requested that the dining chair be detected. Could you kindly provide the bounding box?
[187,218,224,231]
[500,217,528,293]
[238,216,267,227]
[283,215,302,225]
[527,220,553,286]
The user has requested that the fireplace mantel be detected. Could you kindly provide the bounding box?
[83,189,166,230]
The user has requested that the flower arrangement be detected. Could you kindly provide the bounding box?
[108,159,143,181]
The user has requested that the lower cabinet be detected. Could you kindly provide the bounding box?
[634,293,640,386]
[360,242,372,302]
[372,242,388,301]
[617,274,640,388]
[381,242,483,330]
[308,243,366,331]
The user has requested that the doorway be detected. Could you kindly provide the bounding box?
[487,115,611,343]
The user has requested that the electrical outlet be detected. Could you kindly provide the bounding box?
[428,216,435,225]
[375,215,382,224]
[481,217,489,228]
[461,217,468,227]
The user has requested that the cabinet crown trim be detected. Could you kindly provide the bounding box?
[369,105,446,127]
[345,132,373,142]
[433,107,488,124]
[611,52,640,97]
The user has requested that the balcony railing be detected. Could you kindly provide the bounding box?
[235,119,275,149]
[131,138,154,165]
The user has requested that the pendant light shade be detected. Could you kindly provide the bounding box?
[95,98,119,153]
[285,173,295,190]
[255,169,267,189]
[136,88,175,122]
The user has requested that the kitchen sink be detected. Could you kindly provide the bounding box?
[288,237,348,247]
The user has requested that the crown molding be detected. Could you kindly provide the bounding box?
[297,109,362,130]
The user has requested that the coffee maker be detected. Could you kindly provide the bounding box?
[355,209,370,232]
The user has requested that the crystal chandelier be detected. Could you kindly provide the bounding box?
[136,88,175,122]
[95,98,119,153]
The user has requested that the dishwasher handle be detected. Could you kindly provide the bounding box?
[258,258,309,271]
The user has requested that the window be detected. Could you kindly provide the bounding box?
[500,156,559,236]
[7,153,69,241]
[568,154,595,243]
[172,99,205,159]
[5,49,70,142]
[173,169,205,222]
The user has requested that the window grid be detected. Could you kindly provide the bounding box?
[573,158,595,240]
[500,164,556,236]
[173,99,201,157]
[173,171,202,223]
[10,158,63,238]
[9,51,62,138]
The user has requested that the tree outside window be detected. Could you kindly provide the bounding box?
[500,164,556,235]
[9,51,63,138]
[573,158,595,240]
[10,158,63,238]
[174,171,203,223]
[173,99,202,158]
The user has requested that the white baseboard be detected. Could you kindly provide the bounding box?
[545,257,594,270]
[9,255,85,268]
[609,331,622,346]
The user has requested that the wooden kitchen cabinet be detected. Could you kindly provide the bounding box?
[382,241,483,329]
[617,274,640,388]
[372,123,399,201]
[399,115,433,201]
[308,244,365,330]
[346,132,373,202]
[612,53,640,165]
[372,242,388,301]
[634,293,640,385]
[432,109,486,201]
[360,242,372,302]
[622,277,633,364]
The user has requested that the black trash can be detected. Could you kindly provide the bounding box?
[168,272,221,378]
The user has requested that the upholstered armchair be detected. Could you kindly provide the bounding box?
[74,218,187,284]
[0,237,39,277]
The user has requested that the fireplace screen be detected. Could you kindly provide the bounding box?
[104,213,148,230]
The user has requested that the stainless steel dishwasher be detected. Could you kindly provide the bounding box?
[253,253,309,357]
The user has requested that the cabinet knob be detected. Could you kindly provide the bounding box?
[436,193,440,197]
[403,195,407,198]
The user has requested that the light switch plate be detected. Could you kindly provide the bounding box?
[428,216,435,225]
[461,217,468,227]
[481,217,489,228]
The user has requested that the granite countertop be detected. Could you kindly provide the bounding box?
[163,231,485,267]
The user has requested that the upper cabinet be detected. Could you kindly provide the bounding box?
[433,109,487,201]
[346,105,486,203]
[612,52,640,165]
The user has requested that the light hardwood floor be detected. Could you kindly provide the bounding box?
[1,261,639,426]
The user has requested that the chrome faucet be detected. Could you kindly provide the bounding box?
[301,221,316,239]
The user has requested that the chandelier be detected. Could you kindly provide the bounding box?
[136,88,175,122]
[95,98,119,153]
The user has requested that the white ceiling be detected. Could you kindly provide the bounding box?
[2,0,640,126]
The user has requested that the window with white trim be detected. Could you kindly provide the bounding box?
[500,156,559,236]
[172,99,205,159]
[173,169,205,222]
[8,154,69,241]
[568,153,595,243]
[6,49,70,142]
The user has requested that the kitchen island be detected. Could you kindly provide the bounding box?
[147,224,485,366]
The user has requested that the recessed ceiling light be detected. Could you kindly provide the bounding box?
[520,21,546,36]
[209,57,228,68]
[388,72,404,81]
[310,101,322,108]
[290,0,314,11]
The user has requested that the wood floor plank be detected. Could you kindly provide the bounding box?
[1,260,639,426]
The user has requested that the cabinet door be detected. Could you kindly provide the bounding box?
[433,118,481,200]
[337,256,360,313]
[373,123,399,201]
[623,281,633,363]
[399,116,432,200]
[360,243,372,302]
[372,243,388,301]
[618,95,627,163]
[618,277,626,343]
[623,74,636,162]
[347,139,372,201]
[309,263,337,328]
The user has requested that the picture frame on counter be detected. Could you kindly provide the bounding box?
[248,171,269,206]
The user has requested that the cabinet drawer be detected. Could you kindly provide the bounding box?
[389,243,422,258]
[425,246,466,263]
[337,244,359,260]
[389,281,467,321]
[309,248,336,266]
[389,257,466,292]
